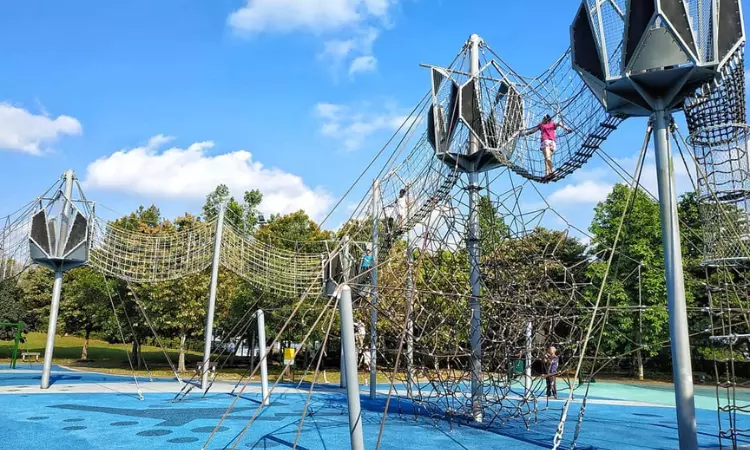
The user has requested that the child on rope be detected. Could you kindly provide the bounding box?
[544,345,559,399]
[360,248,374,284]
[522,114,572,177]
[396,188,409,228]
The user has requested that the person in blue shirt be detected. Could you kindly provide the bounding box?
[361,248,374,275]
[544,345,559,399]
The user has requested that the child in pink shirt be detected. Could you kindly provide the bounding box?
[522,114,572,177]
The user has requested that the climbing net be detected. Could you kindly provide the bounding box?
[3,18,748,450]
[684,45,750,448]
[0,205,33,282]
[89,214,325,297]
[685,46,749,266]
[425,37,625,183]
[359,169,600,429]
[0,175,82,282]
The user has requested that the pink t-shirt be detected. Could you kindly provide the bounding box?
[539,122,556,142]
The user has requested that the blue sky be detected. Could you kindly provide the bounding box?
[0,0,746,239]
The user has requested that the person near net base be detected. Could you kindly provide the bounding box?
[521,114,572,177]
[544,345,559,399]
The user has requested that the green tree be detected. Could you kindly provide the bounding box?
[106,204,168,368]
[586,183,713,378]
[0,278,25,340]
[16,266,54,331]
[255,210,333,253]
[203,184,263,234]
[61,267,112,360]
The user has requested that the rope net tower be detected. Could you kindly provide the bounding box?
[684,38,750,450]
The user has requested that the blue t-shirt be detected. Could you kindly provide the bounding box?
[361,255,374,268]
[547,355,559,373]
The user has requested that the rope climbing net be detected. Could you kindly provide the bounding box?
[684,45,750,448]
[424,37,625,182]
[685,46,749,266]
[90,214,325,297]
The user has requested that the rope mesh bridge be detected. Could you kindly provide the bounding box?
[89,215,325,296]
[424,37,626,183]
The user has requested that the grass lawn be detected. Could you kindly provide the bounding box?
[0,332,396,384]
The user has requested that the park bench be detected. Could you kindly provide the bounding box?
[21,352,40,361]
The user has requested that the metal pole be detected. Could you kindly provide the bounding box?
[341,237,350,389]
[339,285,365,450]
[41,170,74,390]
[637,264,644,381]
[201,204,225,390]
[57,170,74,256]
[370,179,380,399]
[524,320,532,398]
[467,33,483,423]
[652,109,698,450]
[343,235,351,281]
[12,322,22,369]
[41,270,63,388]
[257,309,269,406]
[406,236,414,398]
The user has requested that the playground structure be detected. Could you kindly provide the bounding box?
[0,1,748,449]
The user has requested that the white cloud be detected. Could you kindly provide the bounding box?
[349,55,377,75]
[83,135,334,220]
[548,180,614,205]
[228,0,393,35]
[314,101,409,150]
[228,1,393,79]
[0,103,82,155]
[614,148,696,198]
[321,27,380,78]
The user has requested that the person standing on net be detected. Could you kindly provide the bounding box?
[544,345,559,399]
[361,248,374,282]
[396,188,409,228]
[522,114,572,177]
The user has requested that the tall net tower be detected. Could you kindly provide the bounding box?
[685,40,750,449]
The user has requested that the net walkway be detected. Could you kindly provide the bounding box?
[90,216,325,297]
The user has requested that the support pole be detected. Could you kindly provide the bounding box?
[340,341,346,388]
[524,321,532,398]
[40,271,63,389]
[370,179,379,398]
[406,236,414,398]
[201,204,225,390]
[256,309,269,406]
[341,237,351,389]
[339,285,365,450]
[41,170,74,390]
[653,109,698,450]
[636,264,644,381]
[12,322,22,369]
[466,33,483,423]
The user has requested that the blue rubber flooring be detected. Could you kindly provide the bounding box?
[3,368,750,449]
[1,364,174,386]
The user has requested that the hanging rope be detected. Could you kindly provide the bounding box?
[101,273,143,400]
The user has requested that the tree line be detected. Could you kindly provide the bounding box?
[0,182,737,379]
